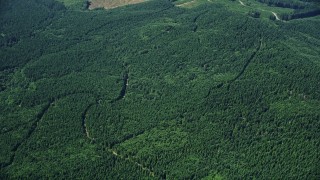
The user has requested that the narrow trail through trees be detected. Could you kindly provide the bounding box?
[82,106,156,177]
[0,100,53,169]
[228,38,262,85]
[107,148,155,177]
[110,72,129,103]
[192,10,209,32]
[0,65,154,175]
[79,69,155,177]
[81,103,96,140]
[239,0,245,6]
[272,12,280,20]
[239,0,281,21]
[1,92,98,169]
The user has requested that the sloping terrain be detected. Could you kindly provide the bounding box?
[89,0,147,10]
[0,0,319,179]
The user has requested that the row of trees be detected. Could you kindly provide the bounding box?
[256,0,308,9]
[255,0,320,20]
[281,8,320,20]
[1,0,319,179]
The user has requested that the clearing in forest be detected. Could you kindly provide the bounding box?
[89,0,147,10]
[175,0,209,8]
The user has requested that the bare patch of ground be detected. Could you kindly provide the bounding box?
[176,0,197,7]
[89,0,147,10]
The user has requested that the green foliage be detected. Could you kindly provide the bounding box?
[248,10,261,18]
[256,0,308,9]
[269,14,276,20]
[0,0,319,179]
[255,0,320,20]
[82,0,91,10]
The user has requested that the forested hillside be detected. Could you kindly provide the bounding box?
[0,0,319,179]
[254,0,320,20]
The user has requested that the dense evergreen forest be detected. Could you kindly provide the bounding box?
[0,0,319,179]
[255,0,320,20]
